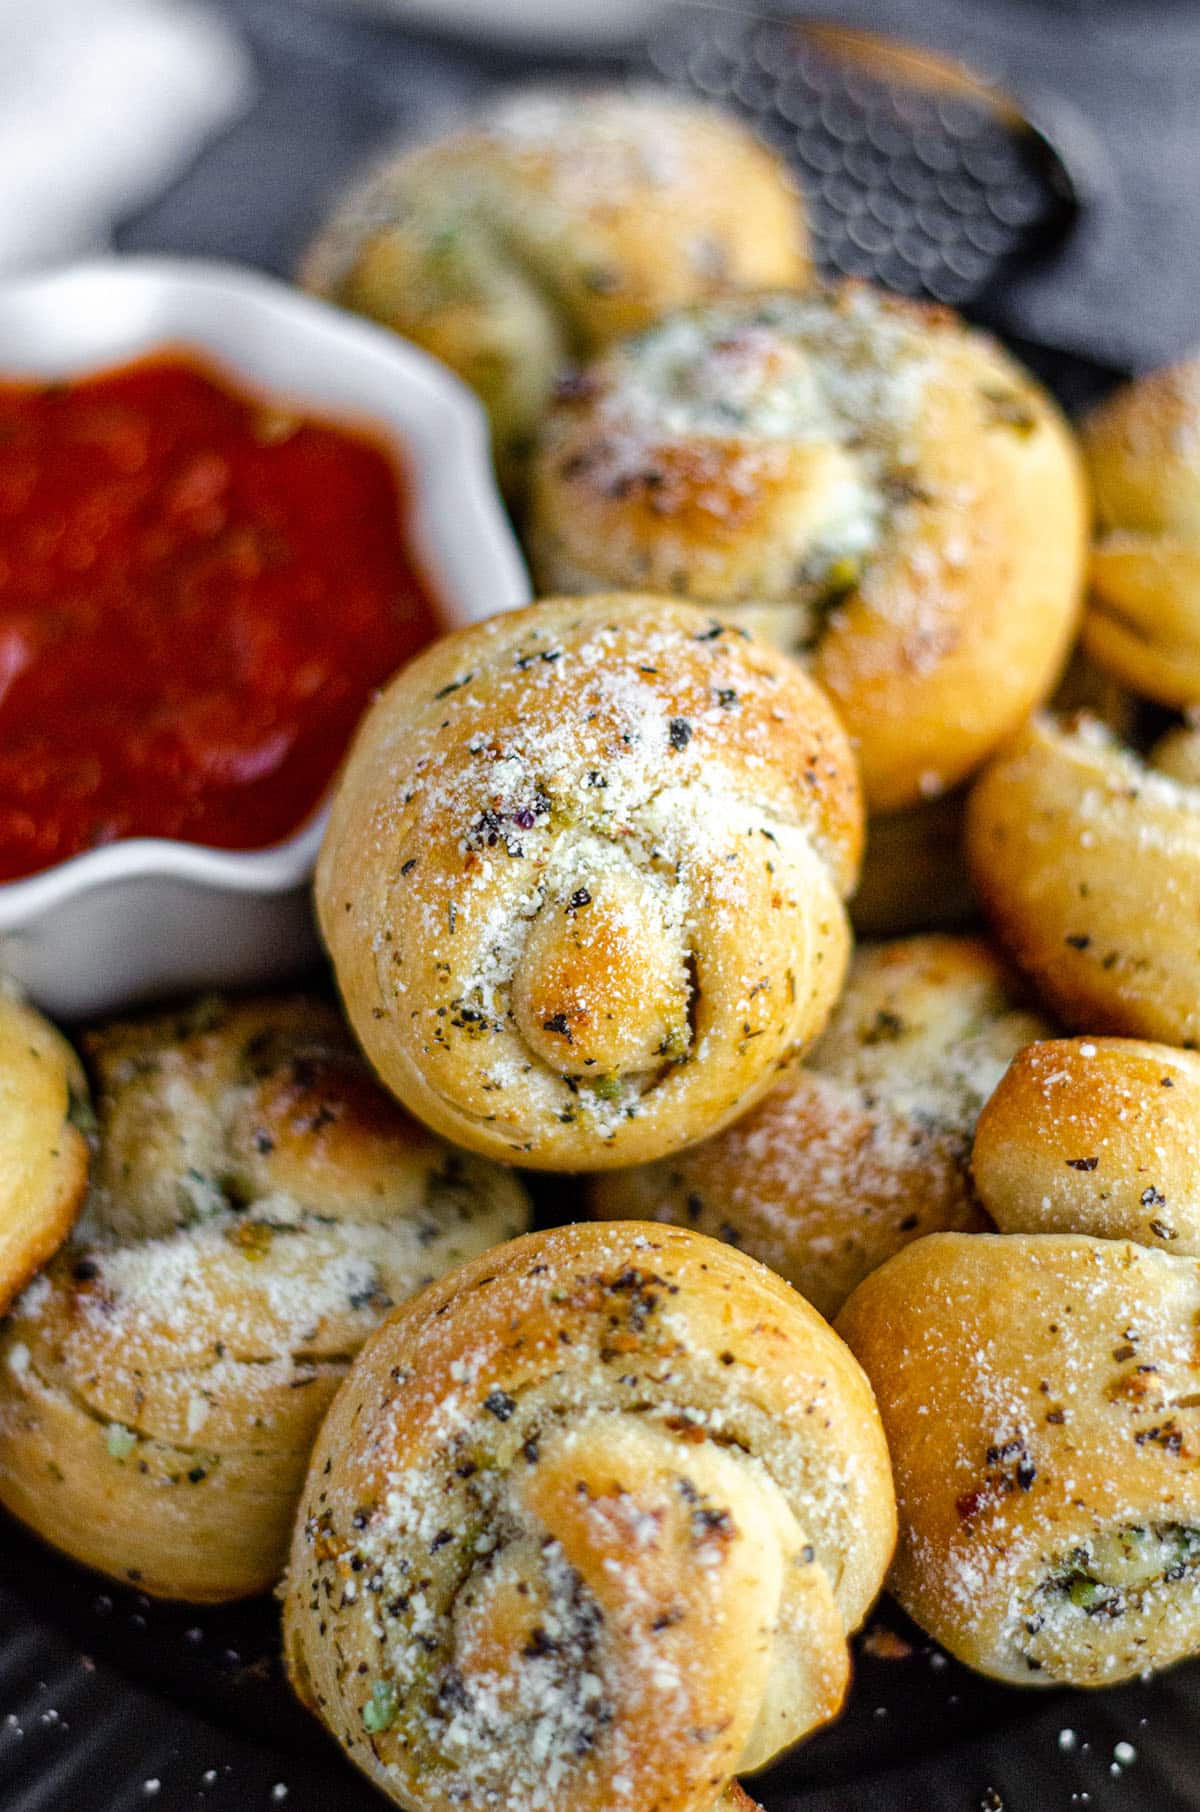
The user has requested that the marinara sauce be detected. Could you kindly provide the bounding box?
[0,353,439,881]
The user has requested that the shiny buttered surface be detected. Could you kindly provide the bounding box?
[967,714,1200,1046]
[1083,357,1200,708]
[592,935,1049,1319]
[284,1222,895,1812]
[316,595,862,1170]
[0,994,90,1316]
[529,285,1086,813]
[838,1233,1200,1687]
[0,995,531,1601]
[975,1036,1200,1253]
[302,87,808,494]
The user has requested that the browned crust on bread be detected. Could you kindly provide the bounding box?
[316,594,862,1168]
[285,1221,894,1809]
[967,715,1200,1045]
[0,996,89,1316]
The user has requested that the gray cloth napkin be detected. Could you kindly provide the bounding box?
[781,0,1200,372]
[118,0,1200,375]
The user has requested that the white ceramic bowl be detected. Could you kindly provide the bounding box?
[0,257,531,1020]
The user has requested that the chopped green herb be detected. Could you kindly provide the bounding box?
[105,1423,137,1463]
[817,554,862,607]
[362,1679,398,1734]
[177,1169,230,1224]
[1067,1575,1109,1611]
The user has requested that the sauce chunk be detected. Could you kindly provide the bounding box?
[0,354,438,880]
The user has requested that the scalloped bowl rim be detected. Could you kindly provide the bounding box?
[0,255,531,933]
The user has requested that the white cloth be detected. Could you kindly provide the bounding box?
[0,0,254,273]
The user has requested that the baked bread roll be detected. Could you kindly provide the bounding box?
[284,1222,895,1810]
[975,1036,1200,1253]
[1082,356,1200,708]
[303,87,808,494]
[838,1231,1200,1687]
[0,993,90,1315]
[592,936,1049,1319]
[0,994,530,1601]
[316,595,862,1169]
[529,285,1086,813]
[967,714,1200,1045]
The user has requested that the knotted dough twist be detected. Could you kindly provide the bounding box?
[592,935,1049,1319]
[974,1035,1200,1254]
[0,994,530,1601]
[529,285,1086,813]
[303,87,808,494]
[284,1221,895,1812]
[839,1232,1200,1687]
[316,595,862,1169]
[967,714,1200,1045]
[1082,356,1200,708]
[0,993,90,1315]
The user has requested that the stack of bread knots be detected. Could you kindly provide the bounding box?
[302,87,809,496]
[302,586,907,1806]
[0,995,531,1601]
[316,594,862,1170]
[284,1222,895,1812]
[830,349,1200,1695]
[300,111,1191,1763]
[966,713,1200,1045]
[308,92,1088,941]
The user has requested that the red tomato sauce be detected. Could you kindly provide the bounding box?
[0,353,439,881]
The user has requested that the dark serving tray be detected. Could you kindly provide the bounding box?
[2,2,1182,1808]
[6,1497,1200,1812]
